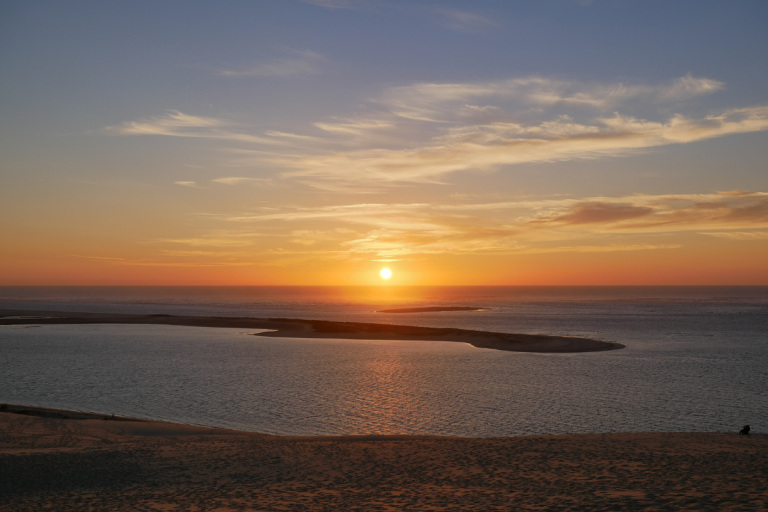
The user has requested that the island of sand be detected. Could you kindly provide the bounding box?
[376,306,485,313]
[0,308,623,353]
[1,403,765,510]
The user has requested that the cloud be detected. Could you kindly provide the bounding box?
[207,190,768,260]
[92,190,767,267]
[432,8,498,32]
[529,202,655,225]
[108,111,283,145]
[163,237,256,247]
[117,111,222,135]
[211,177,272,185]
[264,131,321,141]
[701,231,768,240]
[275,106,768,189]
[525,192,768,232]
[514,244,682,254]
[381,75,724,115]
[71,254,256,267]
[314,118,393,135]
[661,75,726,101]
[301,0,360,9]
[221,50,325,77]
[108,75,762,191]
[174,181,200,188]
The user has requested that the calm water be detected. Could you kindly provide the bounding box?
[1,287,767,436]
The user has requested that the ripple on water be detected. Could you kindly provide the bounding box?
[0,323,766,436]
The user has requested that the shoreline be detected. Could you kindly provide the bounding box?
[1,401,761,439]
[0,308,624,353]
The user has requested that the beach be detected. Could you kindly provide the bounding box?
[0,309,624,353]
[1,404,766,511]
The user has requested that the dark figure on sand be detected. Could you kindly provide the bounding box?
[739,425,750,435]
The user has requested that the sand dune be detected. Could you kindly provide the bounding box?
[1,407,766,510]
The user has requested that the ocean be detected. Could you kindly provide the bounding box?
[1,286,767,437]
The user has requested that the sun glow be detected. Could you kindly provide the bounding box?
[380,268,392,279]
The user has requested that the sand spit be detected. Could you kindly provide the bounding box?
[1,407,766,511]
[376,306,485,313]
[0,309,623,353]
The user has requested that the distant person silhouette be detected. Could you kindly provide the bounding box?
[739,425,750,435]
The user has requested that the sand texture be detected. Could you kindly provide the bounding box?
[0,309,623,353]
[1,409,766,511]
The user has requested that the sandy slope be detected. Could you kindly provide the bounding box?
[1,410,766,511]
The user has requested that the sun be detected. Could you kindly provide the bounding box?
[380,268,392,279]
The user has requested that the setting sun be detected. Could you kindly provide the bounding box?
[380,268,392,279]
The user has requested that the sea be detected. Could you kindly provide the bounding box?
[1,286,767,437]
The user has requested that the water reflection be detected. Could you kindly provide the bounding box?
[1,324,765,437]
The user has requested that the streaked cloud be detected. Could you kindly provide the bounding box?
[107,75,768,191]
[71,254,257,267]
[117,111,222,135]
[701,231,768,240]
[380,75,724,114]
[221,50,325,77]
[528,202,654,225]
[203,190,768,261]
[432,8,498,33]
[85,190,766,268]
[163,237,256,247]
[301,0,361,9]
[108,111,284,145]
[277,106,768,189]
[174,181,200,188]
[211,177,272,186]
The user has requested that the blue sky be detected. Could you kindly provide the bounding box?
[2,1,768,285]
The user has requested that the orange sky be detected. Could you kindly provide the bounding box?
[3,2,768,286]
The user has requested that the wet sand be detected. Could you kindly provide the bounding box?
[0,308,624,353]
[1,405,765,511]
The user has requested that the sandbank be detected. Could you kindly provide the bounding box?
[376,306,485,313]
[1,404,765,510]
[0,308,624,353]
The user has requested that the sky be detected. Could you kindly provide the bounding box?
[2,0,768,286]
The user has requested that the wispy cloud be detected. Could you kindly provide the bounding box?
[85,190,767,268]
[661,75,726,100]
[301,0,362,9]
[380,75,724,114]
[107,75,766,191]
[107,110,284,145]
[528,202,654,225]
[202,190,768,261]
[432,8,498,32]
[70,254,257,267]
[701,231,768,240]
[220,50,325,77]
[116,111,222,135]
[300,1,496,34]
[276,106,768,189]
[211,177,272,186]
[525,193,768,232]
[163,236,257,247]
[174,181,200,188]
